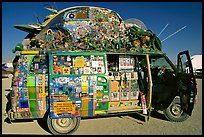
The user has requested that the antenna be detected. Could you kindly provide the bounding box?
[53,2,58,11]
[161,26,187,43]
[43,3,51,8]
[157,24,169,37]
[34,12,41,25]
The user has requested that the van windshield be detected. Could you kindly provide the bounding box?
[150,56,175,71]
[149,55,176,85]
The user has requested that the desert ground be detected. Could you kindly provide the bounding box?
[2,78,202,135]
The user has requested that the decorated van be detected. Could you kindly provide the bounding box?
[6,6,197,135]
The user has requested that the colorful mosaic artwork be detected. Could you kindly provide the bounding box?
[9,6,150,120]
[11,54,49,119]
[13,6,162,53]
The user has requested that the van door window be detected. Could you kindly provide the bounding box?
[177,51,197,115]
[30,55,48,74]
[150,55,177,107]
[150,56,175,84]
[52,55,105,75]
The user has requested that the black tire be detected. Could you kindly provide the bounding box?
[47,115,81,135]
[37,118,51,134]
[163,98,189,122]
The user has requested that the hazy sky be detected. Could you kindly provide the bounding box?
[2,2,202,63]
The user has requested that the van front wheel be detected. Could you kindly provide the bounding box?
[163,98,189,122]
[47,115,81,135]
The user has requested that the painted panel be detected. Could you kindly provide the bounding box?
[11,54,49,119]
[15,6,162,53]
[49,53,109,118]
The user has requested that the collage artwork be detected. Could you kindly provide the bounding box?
[13,6,162,53]
[9,7,151,119]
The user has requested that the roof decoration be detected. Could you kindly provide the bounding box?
[12,6,162,53]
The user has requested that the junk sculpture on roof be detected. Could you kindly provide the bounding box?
[12,6,162,53]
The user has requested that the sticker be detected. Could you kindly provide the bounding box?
[84,67,90,74]
[38,100,44,110]
[53,102,75,114]
[96,92,103,97]
[91,61,99,67]
[109,102,120,108]
[82,86,88,93]
[58,77,68,85]
[75,100,81,104]
[89,93,93,95]
[73,56,86,67]
[75,87,82,93]
[109,81,119,92]
[102,95,109,101]
[86,62,90,67]
[16,107,29,112]
[126,73,131,80]
[75,93,80,98]
[62,67,70,74]
[67,56,71,61]
[121,91,129,100]
[111,92,120,101]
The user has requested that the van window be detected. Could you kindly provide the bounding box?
[150,56,176,85]
[150,56,174,71]
[52,55,105,75]
[30,55,48,74]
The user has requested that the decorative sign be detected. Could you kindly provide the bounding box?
[53,101,75,114]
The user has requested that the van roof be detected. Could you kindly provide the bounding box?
[20,50,165,56]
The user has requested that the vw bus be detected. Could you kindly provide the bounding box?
[5,6,197,135]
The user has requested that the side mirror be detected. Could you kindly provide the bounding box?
[8,74,13,79]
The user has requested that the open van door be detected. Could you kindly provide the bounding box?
[177,50,197,116]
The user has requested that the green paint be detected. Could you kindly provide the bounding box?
[27,76,36,86]
[29,100,38,118]
[28,76,38,118]
[28,87,36,99]
[96,102,109,110]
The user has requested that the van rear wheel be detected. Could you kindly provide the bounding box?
[163,98,189,122]
[47,115,81,135]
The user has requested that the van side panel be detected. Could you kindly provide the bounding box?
[12,55,30,119]
[11,54,48,119]
[49,52,108,118]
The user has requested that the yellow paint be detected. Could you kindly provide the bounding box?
[14,71,18,77]
[29,87,35,93]
[41,75,45,94]
[109,102,120,108]
[121,81,125,88]
[53,102,75,114]
[39,93,47,97]
[82,76,88,93]
[73,57,86,67]
[21,51,39,55]
[94,110,106,115]
[81,110,88,117]
[82,97,89,116]
[82,81,88,87]
[81,76,87,80]
[66,21,75,25]
[96,92,103,97]
[82,86,88,93]
[17,112,21,118]
[62,67,70,74]
[60,66,64,72]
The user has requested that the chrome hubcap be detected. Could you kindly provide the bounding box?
[171,104,183,117]
[52,118,76,133]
